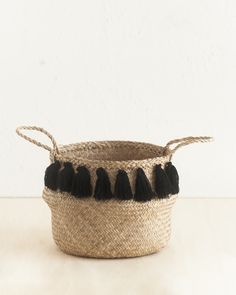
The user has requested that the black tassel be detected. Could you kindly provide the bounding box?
[71,166,92,197]
[154,164,172,198]
[94,168,113,200]
[134,168,154,202]
[58,162,74,193]
[44,161,61,190]
[165,162,179,194]
[114,170,133,200]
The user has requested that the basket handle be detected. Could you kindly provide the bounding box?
[163,136,213,159]
[16,126,59,157]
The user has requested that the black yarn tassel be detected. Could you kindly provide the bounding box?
[165,162,179,194]
[44,161,61,190]
[58,162,74,193]
[71,166,92,197]
[154,164,172,198]
[94,168,113,200]
[114,170,133,200]
[134,168,154,202]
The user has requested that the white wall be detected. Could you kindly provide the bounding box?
[0,0,235,197]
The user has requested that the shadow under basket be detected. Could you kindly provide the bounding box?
[16,126,212,258]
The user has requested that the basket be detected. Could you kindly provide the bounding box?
[16,126,212,258]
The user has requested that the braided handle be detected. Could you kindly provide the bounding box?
[16,126,59,156]
[163,136,213,158]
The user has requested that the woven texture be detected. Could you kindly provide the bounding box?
[16,126,212,258]
[43,188,176,258]
[49,141,171,193]
[43,141,176,258]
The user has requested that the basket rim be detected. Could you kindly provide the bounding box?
[50,140,171,167]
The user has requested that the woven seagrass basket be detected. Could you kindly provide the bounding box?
[16,126,212,258]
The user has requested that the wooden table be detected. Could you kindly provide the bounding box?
[0,197,235,295]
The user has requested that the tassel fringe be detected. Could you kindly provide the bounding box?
[44,161,61,190]
[72,166,92,197]
[58,162,74,193]
[114,170,133,200]
[44,161,180,201]
[165,162,180,194]
[134,168,155,202]
[94,168,113,200]
[154,164,172,198]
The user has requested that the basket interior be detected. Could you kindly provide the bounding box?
[57,141,165,162]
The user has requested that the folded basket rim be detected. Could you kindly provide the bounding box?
[50,140,170,167]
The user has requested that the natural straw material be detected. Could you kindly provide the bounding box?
[43,188,177,258]
[16,126,212,258]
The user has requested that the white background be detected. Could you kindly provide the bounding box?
[0,0,235,197]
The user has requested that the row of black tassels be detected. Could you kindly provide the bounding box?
[44,161,179,202]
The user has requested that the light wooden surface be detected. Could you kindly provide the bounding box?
[0,197,235,295]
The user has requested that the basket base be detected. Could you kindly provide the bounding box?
[43,188,176,259]
[53,237,168,258]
